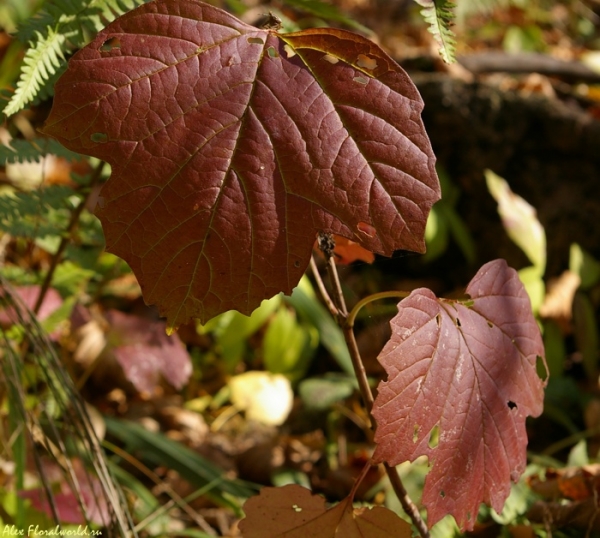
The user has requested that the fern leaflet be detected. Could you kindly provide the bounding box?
[0,138,83,165]
[3,29,66,117]
[0,185,77,239]
[414,0,457,64]
[6,0,149,117]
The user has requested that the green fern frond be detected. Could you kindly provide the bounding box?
[0,138,83,164]
[6,0,149,118]
[281,0,373,34]
[3,29,66,117]
[0,185,77,238]
[414,0,457,64]
[17,0,146,44]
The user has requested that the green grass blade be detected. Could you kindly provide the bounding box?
[285,277,353,375]
[104,417,257,514]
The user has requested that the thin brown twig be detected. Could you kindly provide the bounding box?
[33,160,105,315]
[325,254,348,319]
[316,235,430,538]
[309,256,338,317]
[385,462,430,534]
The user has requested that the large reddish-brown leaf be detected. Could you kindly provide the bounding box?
[371,259,547,530]
[41,0,439,327]
[239,484,411,537]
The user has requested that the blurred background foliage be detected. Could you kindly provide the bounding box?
[1,0,600,536]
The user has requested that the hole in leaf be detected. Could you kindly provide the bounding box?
[357,54,377,70]
[100,37,121,52]
[487,321,493,328]
[357,221,376,238]
[292,504,302,512]
[435,313,441,327]
[323,54,339,64]
[283,45,295,58]
[90,132,108,143]
[247,37,264,45]
[267,46,279,58]
[412,424,419,443]
[455,317,461,327]
[427,424,440,449]
[294,260,300,268]
[440,490,445,498]
[352,75,369,85]
[507,401,517,410]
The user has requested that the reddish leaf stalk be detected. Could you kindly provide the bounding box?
[316,243,430,538]
[33,161,105,315]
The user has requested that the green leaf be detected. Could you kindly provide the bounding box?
[285,276,353,375]
[569,243,600,290]
[543,319,566,378]
[486,169,546,275]
[567,439,589,467]
[518,266,545,316]
[445,208,476,264]
[200,295,281,371]
[414,0,457,64]
[423,204,449,262]
[573,292,599,381]
[263,306,318,381]
[51,260,96,296]
[299,374,356,410]
[490,471,534,525]
[424,168,475,264]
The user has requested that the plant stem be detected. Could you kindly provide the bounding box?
[33,161,105,315]
[309,256,338,317]
[316,235,430,538]
[385,462,430,536]
[325,254,348,319]
[347,290,410,327]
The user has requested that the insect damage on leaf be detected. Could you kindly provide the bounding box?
[371,259,548,530]
[42,0,440,328]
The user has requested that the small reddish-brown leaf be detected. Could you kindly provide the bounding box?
[105,310,192,393]
[529,464,600,501]
[19,459,110,525]
[0,285,62,325]
[313,234,375,264]
[372,259,547,530]
[41,0,439,327]
[331,235,375,265]
[239,484,411,537]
